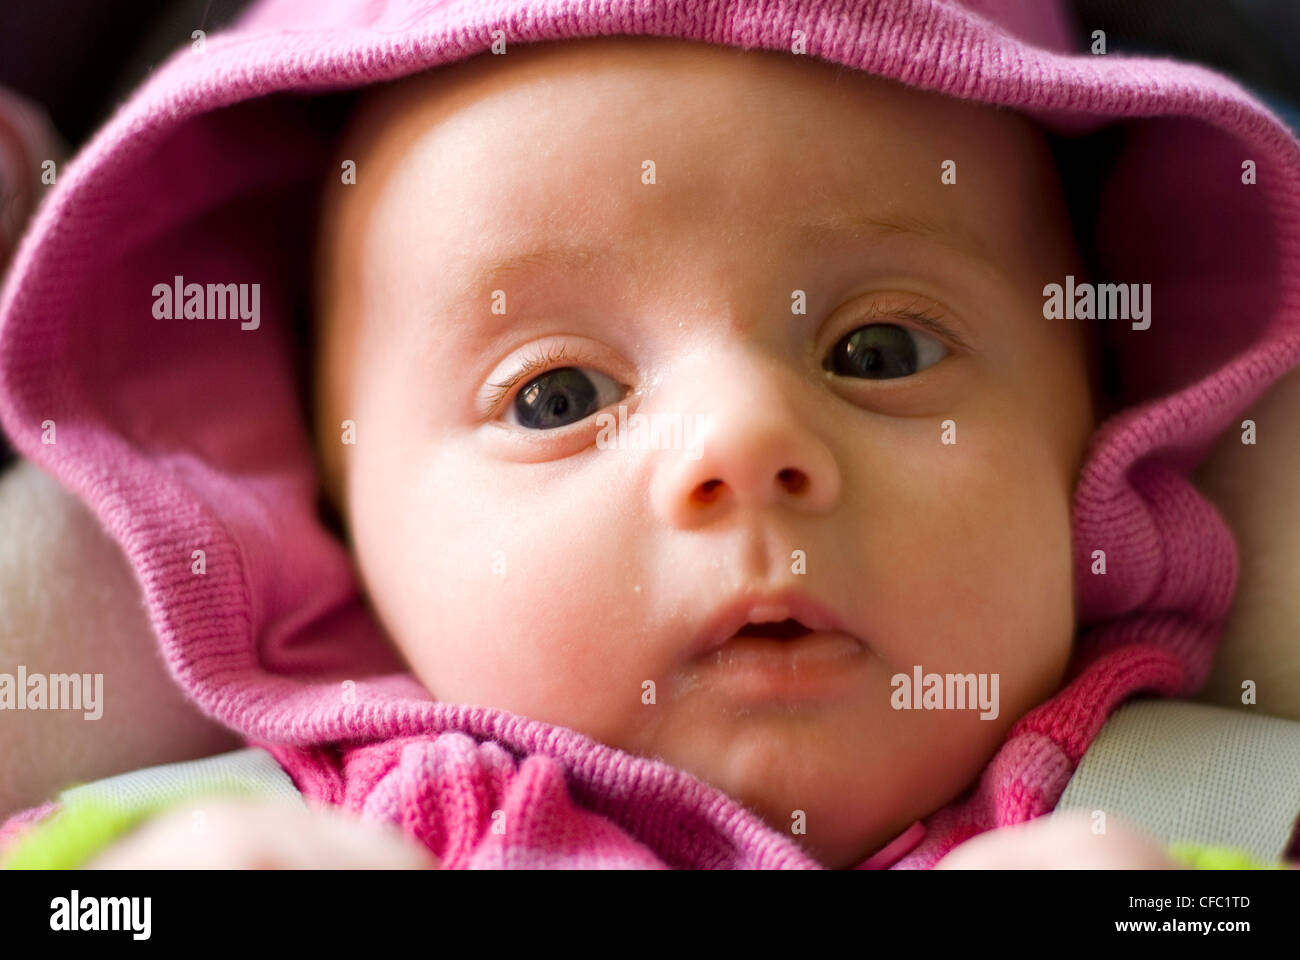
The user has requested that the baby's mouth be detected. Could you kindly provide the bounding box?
[689,590,869,704]
[692,590,860,659]
[701,617,868,703]
[730,618,814,641]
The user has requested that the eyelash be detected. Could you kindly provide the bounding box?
[844,297,963,352]
[480,342,604,418]
[480,300,959,421]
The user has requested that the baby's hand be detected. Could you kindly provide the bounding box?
[934,810,1182,869]
[85,797,440,869]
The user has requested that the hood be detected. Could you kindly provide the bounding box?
[2,0,1298,869]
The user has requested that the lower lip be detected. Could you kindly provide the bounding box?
[696,630,868,703]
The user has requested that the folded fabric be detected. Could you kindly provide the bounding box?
[1,0,1298,869]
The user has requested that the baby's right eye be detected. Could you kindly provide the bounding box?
[506,366,626,430]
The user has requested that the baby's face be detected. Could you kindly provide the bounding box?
[315,36,1095,868]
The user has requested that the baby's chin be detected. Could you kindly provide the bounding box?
[406,659,995,867]
[643,700,951,867]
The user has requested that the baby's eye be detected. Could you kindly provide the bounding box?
[822,323,947,380]
[507,366,626,429]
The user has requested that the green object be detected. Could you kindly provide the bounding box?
[2,784,261,870]
[1167,840,1291,870]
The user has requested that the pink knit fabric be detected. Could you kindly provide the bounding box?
[0,801,58,857]
[2,0,1298,868]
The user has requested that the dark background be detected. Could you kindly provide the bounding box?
[0,0,1297,473]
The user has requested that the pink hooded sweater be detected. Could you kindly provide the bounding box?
[2,0,1299,869]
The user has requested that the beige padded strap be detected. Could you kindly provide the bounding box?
[1053,699,1300,862]
[59,747,303,812]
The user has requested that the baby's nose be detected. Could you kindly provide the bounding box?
[649,353,841,529]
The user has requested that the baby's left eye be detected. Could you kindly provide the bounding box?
[822,323,948,380]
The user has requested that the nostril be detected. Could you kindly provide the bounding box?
[694,479,724,504]
[777,468,808,495]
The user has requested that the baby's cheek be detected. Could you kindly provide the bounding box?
[376,454,656,742]
[966,445,1075,704]
[873,421,1075,704]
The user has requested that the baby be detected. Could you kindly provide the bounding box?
[85,36,1113,869]
[5,3,1295,871]
[307,36,1097,869]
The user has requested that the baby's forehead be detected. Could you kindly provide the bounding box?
[344,34,1057,185]
[324,37,1077,342]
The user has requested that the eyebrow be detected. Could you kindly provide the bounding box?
[469,242,606,288]
[790,208,1000,273]
[464,208,998,287]
[455,208,998,347]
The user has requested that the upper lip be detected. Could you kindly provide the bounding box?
[693,587,856,657]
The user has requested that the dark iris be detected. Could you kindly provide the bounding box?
[513,366,599,429]
[823,324,918,379]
